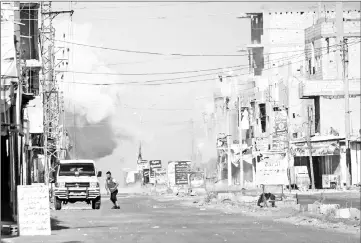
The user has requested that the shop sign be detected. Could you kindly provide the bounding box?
[137,160,149,171]
[274,110,288,135]
[254,137,269,151]
[149,160,162,169]
[155,168,167,185]
[272,134,287,151]
[291,140,340,156]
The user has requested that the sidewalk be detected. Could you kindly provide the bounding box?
[285,188,360,196]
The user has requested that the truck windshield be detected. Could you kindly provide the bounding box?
[59,163,95,176]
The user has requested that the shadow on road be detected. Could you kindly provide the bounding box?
[51,217,111,231]
[51,217,69,231]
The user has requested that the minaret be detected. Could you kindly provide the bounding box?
[137,141,142,162]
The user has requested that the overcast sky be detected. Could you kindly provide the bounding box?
[51,1,360,181]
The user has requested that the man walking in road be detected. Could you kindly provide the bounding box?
[105,171,120,209]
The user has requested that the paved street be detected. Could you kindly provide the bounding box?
[2,194,360,243]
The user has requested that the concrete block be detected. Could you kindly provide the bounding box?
[349,208,361,220]
[155,187,168,194]
[283,198,298,205]
[217,192,236,201]
[307,204,321,214]
[210,198,218,204]
[191,188,207,196]
[335,208,351,219]
[278,203,301,211]
[300,204,308,212]
[319,204,340,215]
[236,195,258,203]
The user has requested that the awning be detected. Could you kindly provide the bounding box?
[290,139,341,157]
[230,144,254,167]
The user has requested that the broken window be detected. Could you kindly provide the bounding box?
[20,4,39,60]
[259,103,267,133]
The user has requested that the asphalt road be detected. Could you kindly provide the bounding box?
[2,194,360,243]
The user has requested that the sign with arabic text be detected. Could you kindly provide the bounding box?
[274,110,288,135]
[254,137,269,151]
[155,168,167,185]
[137,160,149,171]
[175,161,191,185]
[291,140,340,156]
[271,134,287,151]
[256,152,288,185]
[17,185,51,236]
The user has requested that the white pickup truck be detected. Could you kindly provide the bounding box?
[53,160,102,210]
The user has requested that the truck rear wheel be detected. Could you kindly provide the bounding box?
[54,197,62,210]
[92,197,101,210]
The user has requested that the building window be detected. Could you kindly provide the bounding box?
[325,38,330,53]
[309,42,316,75]
[251,13,263,45]
[259,103,267,133]
[314,97,320,133]
[20,4,39,60]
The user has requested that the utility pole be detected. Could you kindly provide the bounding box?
[286,61,292,192]
[40,2,74,185]
[238,96,244,188]
[307,106,316,190]
[336,1,352,186]
[343,38,352,186]
[227,106,232,186]
[190,119,195,163]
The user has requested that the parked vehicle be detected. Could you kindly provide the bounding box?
[53,160,102,210]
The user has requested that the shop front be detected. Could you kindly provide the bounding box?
[291,138,342,189]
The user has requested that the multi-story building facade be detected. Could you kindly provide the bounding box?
[241,4,360,189]
[297,6,361,187]
[1,1,46,221]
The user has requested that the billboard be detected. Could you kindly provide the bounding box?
[137,160,149,171]
[155,168,167,185]
[256,152,288,185]
[149,160,162,184]
[175,161,191,185]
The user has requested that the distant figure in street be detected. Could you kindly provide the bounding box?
[105,171,120,209]
[257,192,276,208]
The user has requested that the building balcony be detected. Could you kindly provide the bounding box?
[299,78,361,99]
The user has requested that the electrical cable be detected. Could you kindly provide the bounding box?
[32,48,306,84]
[54,39,246,57]
[55,40,354,82]
[54,38,325,58]
[57,42,350,86]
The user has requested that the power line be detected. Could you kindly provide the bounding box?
[57,40,359,86]
[38,42,353,87]
[55,51,307,85]
[54,39,246,57]
[41,49,305,85]
[55,40,348,77]
[54,53,319,85]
